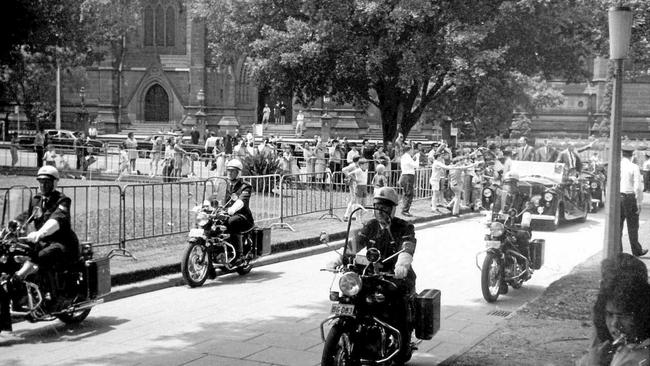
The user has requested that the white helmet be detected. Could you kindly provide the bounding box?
[226,159,244,172]
[373,187,399,207]
[37,166,60,180]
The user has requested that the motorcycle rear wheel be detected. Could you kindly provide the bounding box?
[56,308,91,324]
[181,242,210,287]
[322,323,359,366]
[481,252,502,303]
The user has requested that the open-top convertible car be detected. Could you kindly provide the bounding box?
[508,161,590,231]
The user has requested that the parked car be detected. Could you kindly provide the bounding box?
[509,160,590,231]
[17,129,105,154]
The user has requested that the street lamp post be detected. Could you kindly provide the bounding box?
[603,5,633,259]
[321,95,332,140]
[195,88,206,131]
[79,87,88,133]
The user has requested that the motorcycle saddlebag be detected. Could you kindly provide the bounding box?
[85,257,111,299]
[415,289,441,340]
[529,239,545,270]
[253,227,271,256]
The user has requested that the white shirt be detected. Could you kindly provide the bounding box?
[346,149,359,164]
[620,157,644,202]
[400,153,419,175]
[205,136,218,149]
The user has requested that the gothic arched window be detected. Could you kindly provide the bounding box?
[155,5,164,47]
[144,6,154,46]
[166,7,175,47]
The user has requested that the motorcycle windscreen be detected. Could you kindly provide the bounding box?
[1,186,33,227]
[204,177,228,207]
[343,206,387,258]
[492,188,516,215]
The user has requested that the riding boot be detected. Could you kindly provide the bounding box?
[232,234,244,264]
[0,287,12,332]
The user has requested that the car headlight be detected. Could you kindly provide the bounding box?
[489,222,505,238]
[196,211,210,227]
[339,272,362,297]
[537,206,544,214]
[591,182,598,189]
[544,193,554,202]
[483,189,492,198]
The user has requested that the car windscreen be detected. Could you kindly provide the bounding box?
[510,161,565,184]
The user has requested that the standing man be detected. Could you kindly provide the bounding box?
[346,143,359,165]
[516,136,536,161]
[399,145,419,217]
[190,126,200,145]
[204,131,218,167]
[262,103,271,125]
[34,128,45,168]
[620,145,647,257]
[294,110,305,137]
[534,139,558,162]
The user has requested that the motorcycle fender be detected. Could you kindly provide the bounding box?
[188,236,205,246]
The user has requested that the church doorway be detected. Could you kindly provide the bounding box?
[144,84,169,123]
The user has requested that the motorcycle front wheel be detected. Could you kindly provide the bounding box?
[56,308,91,324]
[481,252,502,303]
[322,323,359,366]
[181,242,211,287]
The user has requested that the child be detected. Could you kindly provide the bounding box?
[372,163,387,189]
[43,144,58,166]
[116,144,130,182]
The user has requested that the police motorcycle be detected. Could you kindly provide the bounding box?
[320,205,440,366]
[0,186,110,326]
[581,162,607,212]
[180,178,270,287]
[476,183,545,303]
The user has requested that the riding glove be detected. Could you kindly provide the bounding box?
[326,255,343,270]
[394,252,413,279]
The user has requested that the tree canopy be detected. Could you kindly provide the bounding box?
[195,0,596,142]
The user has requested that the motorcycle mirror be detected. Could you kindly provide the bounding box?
[319,231,329,244]
[366,248,381,263]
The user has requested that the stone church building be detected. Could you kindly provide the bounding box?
[60,0,257,134]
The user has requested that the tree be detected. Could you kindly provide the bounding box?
[195,0,594,143]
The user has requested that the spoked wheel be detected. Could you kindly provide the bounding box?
[56,308,91,324]
[322,323,358,366]
[181,242,210,287]
[481,252,502,303]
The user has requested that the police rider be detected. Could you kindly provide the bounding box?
[327,187,416,362]
[493,171,532,261]
[222,159,254,263]
[1,166,80,334]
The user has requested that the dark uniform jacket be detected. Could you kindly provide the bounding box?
[224,178,254,224]
[355,217,417,286]
[16,190,80,261]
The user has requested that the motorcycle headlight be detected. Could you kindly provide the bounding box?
[591,182,598,189]
[543,193,554,202]
[489,222,505,238]
[195,211,210,227]
[339,272,362,297]
[537,206,544,214]
[483,189,492,198]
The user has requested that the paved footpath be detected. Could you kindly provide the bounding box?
[0,203,608,365]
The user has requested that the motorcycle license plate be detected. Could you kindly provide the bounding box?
[485,240,501,249]
[188,228,204,238]
[331,303,355,316]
